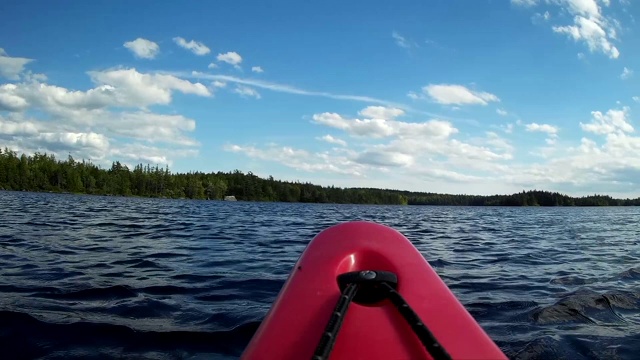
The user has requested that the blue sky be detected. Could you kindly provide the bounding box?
[1,0,639,197]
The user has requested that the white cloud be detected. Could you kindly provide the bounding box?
[22,71,47,82]
[420,84,500,106]
[525,122,559,135]
[580,107,633,134]
[123,38,159,59]
[577,52,586,60]
[633,96,639,103]
[0,116,40,136]
[503,109,640,194]
[35,132,110,152]
[317,134,347,147]
[511,0,538,6]
[504,123,514,133]
[312,112,457,139]
[553,16,619,59]
[106,112,199,146]
[515,0,622,60]
[212,80,226,88]
[220,103,640,197]
[217,52,243,68]
[0,68,210,114]
[88,68,211,107]
[563,0,600,17]
[172,37,210,56]
[224,144,365,176]
[0,66,206,167]
[485,131,515,153]
[0,48,33,80]
[358,106,405,120]
[544,0,621,59]
[620,67,633,79]
[356,151,414,167]
[111,143,198,167]
[532,11,551,23]
[207,62,218,69]
[233,85,260,99]
[497,108,508,116]
[251,66,264,73]
[183,72,405,108]
[0,85,29,111]
[0,114,113,162]
[392,31,415,49]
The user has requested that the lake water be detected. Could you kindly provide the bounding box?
[1,191,639,359]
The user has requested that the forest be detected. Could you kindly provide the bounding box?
[1,148,639,206]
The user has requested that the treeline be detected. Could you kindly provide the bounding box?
[0,148,638,206]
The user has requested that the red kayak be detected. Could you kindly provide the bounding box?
[242,221,507,360]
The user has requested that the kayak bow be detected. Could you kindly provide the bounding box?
[242,221,507,360]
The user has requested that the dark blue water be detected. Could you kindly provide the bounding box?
[1,191,639,359]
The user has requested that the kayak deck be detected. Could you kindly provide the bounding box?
[241,221,507,360]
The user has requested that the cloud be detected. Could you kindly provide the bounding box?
[220,101,640,196]
[504,123,514,133]
[620,67,633,79]
[233,85,260,99]
[0,68,211,114]
[418,84,500,105]
[497,108,508,116]
[105,112,199,146]
[579,107,633,134]
[312,111,457,139]
[0,85,29,111]
[217,52,243,67]
[317,134,347,147]
[514,0,622,59]
[207,62,218,69]
[35,132,110,153]
[0,116,40,136]
[212,80,226,88]
[0,66,207,167]
[552,16,619,59]
[251,66,264,73]
[184,72,405,108]
[503,107,640,193]
[511,0,538,7]
[392,31,416,49]
[0,48,33,80]
[111,143,198,167]
[172,37,210,56]
[0,114,112,162]
[224,144,365,176]
[633,96,639,103]
[230,106,512,187]
[123,38,160,59]
[524,0,621,59]
[358,106,405,120]
[532,11,552,23]
[88,68,211,107]
[525,122,559,135]
[356,151,414,167]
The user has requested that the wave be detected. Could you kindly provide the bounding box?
[0,310,259,359]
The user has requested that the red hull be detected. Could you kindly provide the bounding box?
[242,221,507,360]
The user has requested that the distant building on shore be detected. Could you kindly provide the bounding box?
[224,195,237,201]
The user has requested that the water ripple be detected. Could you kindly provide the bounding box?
[1,191,640,359]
